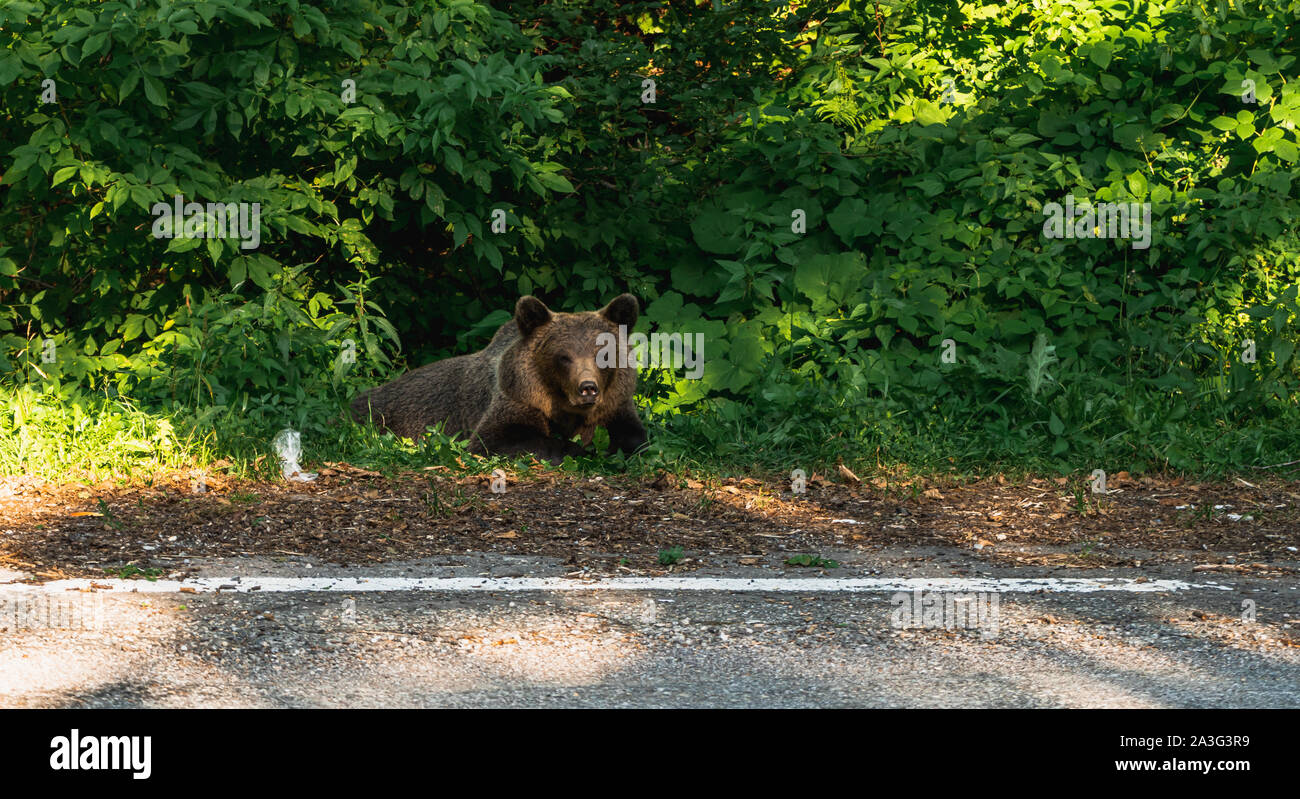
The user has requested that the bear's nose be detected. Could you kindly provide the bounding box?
[578,380,599,403]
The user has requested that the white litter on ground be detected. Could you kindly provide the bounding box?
[272,429,317,482]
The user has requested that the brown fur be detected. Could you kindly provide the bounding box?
[350,294,647,463]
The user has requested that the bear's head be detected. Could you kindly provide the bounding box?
[513,293,639,415]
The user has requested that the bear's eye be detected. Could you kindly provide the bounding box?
[557,355,572,365]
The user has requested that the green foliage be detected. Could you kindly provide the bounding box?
[103,564,163,581]
[784,554,840,569]
[126,263,398,435]
[1,0,567,361]
[657,545,684,566]
[1,0,1299,480]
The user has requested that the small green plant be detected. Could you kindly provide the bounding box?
[96,497,124,531]
[418,478,486,517]
[1181,504,1217,527]
[658,546,685,566]
[1073,486,1088,516]
[695,491,715,513]
[104,565,162,581]
[421,487,450,518]
[785,554,840,569]
[452,485,484,512]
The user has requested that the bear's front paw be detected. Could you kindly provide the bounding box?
[533,438,590,465]
[611,430,648,456]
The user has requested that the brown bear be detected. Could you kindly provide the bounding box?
[350,294,647,463]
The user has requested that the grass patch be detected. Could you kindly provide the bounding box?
[657,546,685,566]
[1,382,1299,486]
[103,565,163,581]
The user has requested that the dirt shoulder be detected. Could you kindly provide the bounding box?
[2,466,1299,581]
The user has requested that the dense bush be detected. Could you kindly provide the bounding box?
[2,0,1299,473]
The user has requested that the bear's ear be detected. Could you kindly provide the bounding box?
[515,295,552,336]
[599,293,639,328]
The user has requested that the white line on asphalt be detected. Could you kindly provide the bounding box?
[0,576,1231,594]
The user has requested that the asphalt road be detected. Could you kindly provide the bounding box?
[2,551,1298,708]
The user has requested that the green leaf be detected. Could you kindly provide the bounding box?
[1253,126,1283,153]
[121,314,145,341]
[143,74,167,107]
[1089,41,1113,69]
[1126,171,1148,199]
[165,236,202,253]
[118,70,141,102]
[914,99,946,126]
[83,32,107,58]
[247,256,278,289]
[535,171,574,193]
[794,252,867,309]
[51,166,78,186]
[1005,133,1041,148]
[691,207,746,254]
[826,197,875,243]
[0,53,22,86]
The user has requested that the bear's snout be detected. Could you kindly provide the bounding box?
[578,380,599,404]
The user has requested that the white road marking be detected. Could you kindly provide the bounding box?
[0,576,1230,595]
